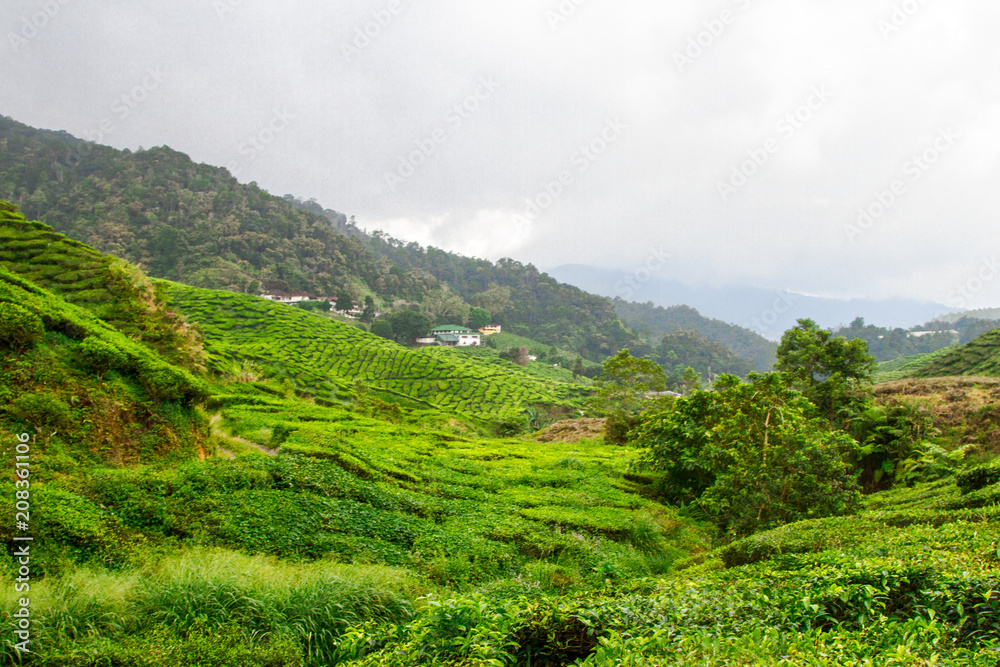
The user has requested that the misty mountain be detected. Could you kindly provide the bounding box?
[549,264,960,340]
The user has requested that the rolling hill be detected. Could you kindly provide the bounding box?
[0,203,710,664]
[914,327,1000,378]
[871,326,1000,381]
[0,115,643,363]
[0,193,998,664]
[160,281,590,422]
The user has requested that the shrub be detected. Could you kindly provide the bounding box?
[134,359,209,405]
[0,301,44,353]
[956,461,1000,495]
[78,336,129,376]
[493,415,528,437]
[848,402,943,493]
[10,392,72,431]
[603,412,638,446]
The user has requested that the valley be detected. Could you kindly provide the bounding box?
[1,122,999,665]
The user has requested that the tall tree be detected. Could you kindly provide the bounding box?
[592,349,667,445]
[469,284,512,316]
[335,291,355,312]
[776,318,876,422]
[469,306,491,330]
[636,373,860,538]
[388,310,433,345]
[360,295,377,323]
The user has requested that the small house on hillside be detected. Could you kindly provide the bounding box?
[425,326,481,347]
[479,325,502,336]
[261,291,311,303]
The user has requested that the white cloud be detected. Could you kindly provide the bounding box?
[2,0,998,307]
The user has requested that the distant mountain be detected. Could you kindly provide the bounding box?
[931,308,1000,326]
[549,264,959,339]
[613,300,777,373]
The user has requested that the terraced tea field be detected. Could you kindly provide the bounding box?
[160,283,590,420]
[0,208,130,323]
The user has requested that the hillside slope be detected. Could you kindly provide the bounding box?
[914,327,1000,378]
[613,299,777,372]
[160,282,590,422]
[0,201,203,368]
[0,116,643,362]
[0,265,208,471]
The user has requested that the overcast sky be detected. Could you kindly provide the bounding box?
[3,0,999,309]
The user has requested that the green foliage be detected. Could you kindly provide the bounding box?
[42,622,305,667]
[637,373,861,538]
[654,328,753,388]
[0,204,206,370]
[161,283,587,421]
[874,346,960,382]
[836,316,960,363]
[776,318,876,421]
[293,299,332,313]
[592,349,666,445]
[78,336,129,376]
[0,301,44,353]
[468,306,491,330]
[370,319,392,340]
[9,392,72,431]
[359,296,376,324]
[956,460,1000,494]
[614,298,778,372]
[0,267,208,466]
[387,309,433,345]
[848,402,953,493]
[910,326,1000,378]
[334,291,355,312]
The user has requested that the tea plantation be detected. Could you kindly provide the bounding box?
[2,202,999,665]
[0,204,203,368]
[159,282,590,421]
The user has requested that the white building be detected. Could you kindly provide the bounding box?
[430,326,481,347]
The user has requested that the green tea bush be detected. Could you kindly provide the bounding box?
[0,301,44,353]
[956,461,1000,494]
[9,392,72,431]
[78,336,129,376]
[135,360,209,404]
[160,283,588,422]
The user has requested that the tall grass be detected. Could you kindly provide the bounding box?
[0,547,423,665]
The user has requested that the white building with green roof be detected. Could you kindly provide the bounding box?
[427,325,481,347]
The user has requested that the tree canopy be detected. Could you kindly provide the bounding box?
[776,318,876,421]
[636,372,860,538]
[592,349,667,444]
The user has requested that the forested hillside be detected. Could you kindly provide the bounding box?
[0,116,643,362]
[613,299,777,372]
[0,116,429,301]
[834,316,1000,362]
